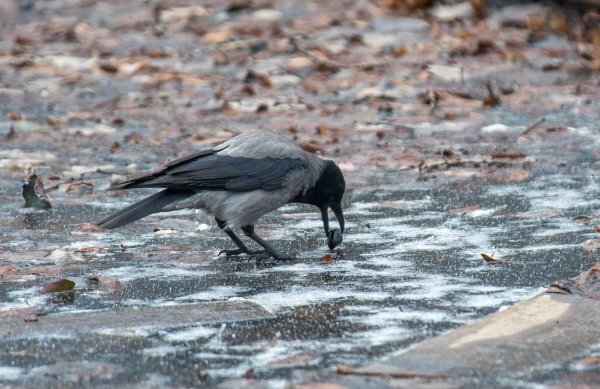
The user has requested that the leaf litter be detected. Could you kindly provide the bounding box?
[1,0,600,387]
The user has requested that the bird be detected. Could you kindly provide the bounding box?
[96,132,346,260]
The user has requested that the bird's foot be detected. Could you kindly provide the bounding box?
[218,248,267,257]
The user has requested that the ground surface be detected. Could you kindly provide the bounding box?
[1,0,600,387]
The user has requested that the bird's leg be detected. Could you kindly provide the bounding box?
[240,225,294,260]
[215,218,265,257]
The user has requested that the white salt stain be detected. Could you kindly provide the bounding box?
[0,366,23,381]
[98,265,213,282]
[253,288,389,311]
[175,286,247,301]
[142,345,186,357]
[164,326,219,342]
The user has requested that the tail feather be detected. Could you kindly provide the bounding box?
[97,189,194,229]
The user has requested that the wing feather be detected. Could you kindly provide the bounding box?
[115,155,306,192]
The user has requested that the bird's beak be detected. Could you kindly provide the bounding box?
[321,203,345,250]
[329,203,345,234]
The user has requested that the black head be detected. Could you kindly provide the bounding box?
[293,160,345,248]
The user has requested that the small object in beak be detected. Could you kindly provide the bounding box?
[327,228,343,250]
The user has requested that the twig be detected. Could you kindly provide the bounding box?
[521,117,546,136]
[336,365,448,379]
[419,158,512,173]
[290,36,390,71]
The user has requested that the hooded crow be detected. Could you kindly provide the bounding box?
[96,132,345,260]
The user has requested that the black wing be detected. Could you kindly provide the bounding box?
[114,153,307,192]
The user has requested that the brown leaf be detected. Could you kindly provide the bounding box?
[336,364,447,379]
[78,224,105,233]
[241,368,254,379]
[575,355,600,367]
[300,143,322,154]
[470,0,486,18]
[24,316,39,323]
[98,63,119,73]
[9,112,23,120]
[491,152,527,159]
[298,384,350,389]
[244,70,272,88]
[267,352,317,367]
[320,254,334,264]
[0,264,18,278]
[73,246,108,253]
[481,252,503,264]
[195,367,208,384]
[40,278,75,294]
[87,275,123,292]
[573,216,592,223]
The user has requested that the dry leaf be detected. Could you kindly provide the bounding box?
[491,152,527,159]
[481,252,503,264]
[575,355,600,367]
[78,224,105,233]
[267,352,317,367]
[40,278,75,294]
[0,264,18,278]
[573,216,592,223]
[320,254,334,264]
[73,246,108,253]
[336,364,447,379]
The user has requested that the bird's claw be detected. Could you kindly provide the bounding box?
[218,248,297,261]
[218,248,267,257]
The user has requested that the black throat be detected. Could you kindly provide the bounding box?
[291,160,345,207]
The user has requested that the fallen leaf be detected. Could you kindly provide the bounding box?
[195,367,208,384]
[491,152,527,159]
[0,264,18,278]
[320,254,334,264]
[241,368,254,379]
[582,239,600,249]
[98,62,118,73]
[244,70,272,88]
[73,246,108,253]
[267,352,317,367]
[481,252,503,264]
[87,275,124,292]
[575,355,600,367]
[573,216,592,223]
[9,112,23,120]
[336,364,447,379]
[300,143,322,154]
[78,224,104,233]
[40,278,75,294]
[23,316,39,323]
[298,384,350,389]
